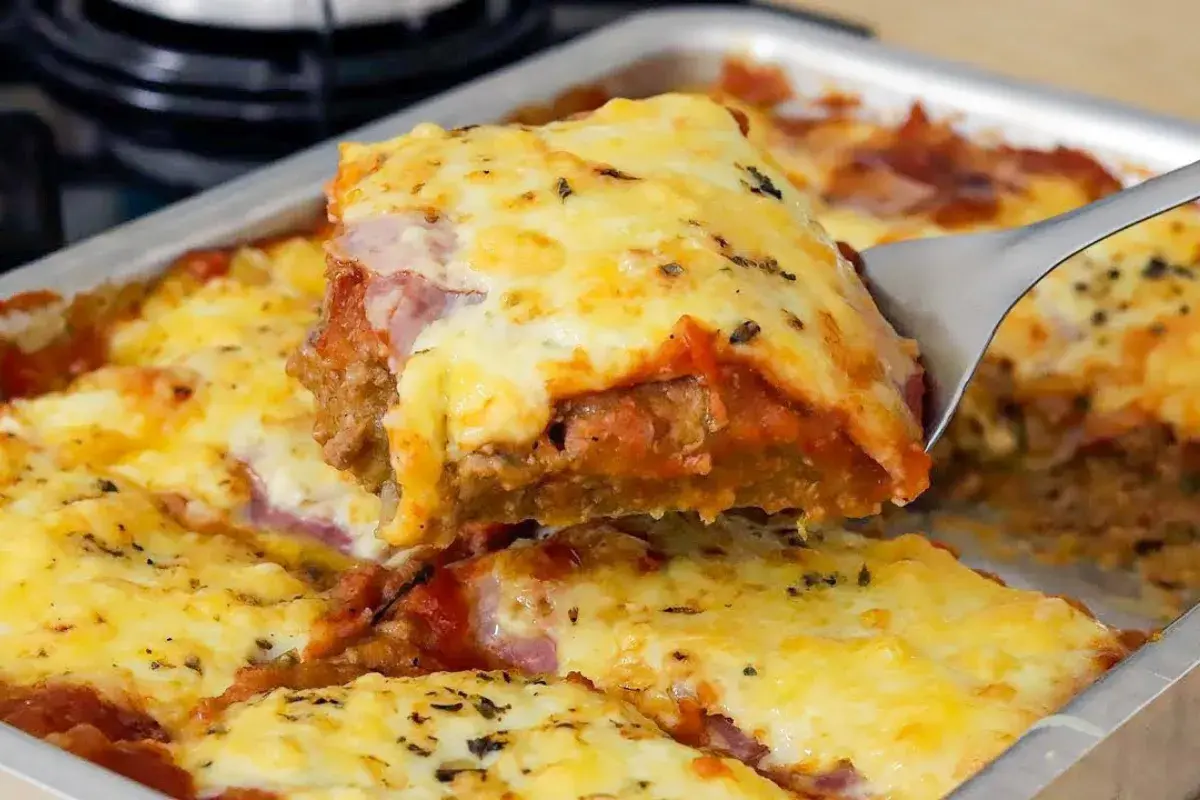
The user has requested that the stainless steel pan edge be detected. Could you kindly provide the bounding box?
[952,603,1200,800]
[2,6,1200,800]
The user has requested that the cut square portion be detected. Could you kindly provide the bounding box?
[178,671,795,800]
[400,514,1128,799]
[293,93,928,550]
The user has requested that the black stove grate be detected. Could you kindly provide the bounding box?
[0,0,874,270]
[19,0,554,166]
[11,0,872,184]
[0,113,64,268]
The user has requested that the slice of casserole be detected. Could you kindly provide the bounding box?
[505,61,1200,603]
[1,236,386,562]
[177,671,794,800]
[292,93,929,550]
[0,435,326,734]
[398,514,1128,800]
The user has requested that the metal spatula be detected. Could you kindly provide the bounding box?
[859,158,1200,449]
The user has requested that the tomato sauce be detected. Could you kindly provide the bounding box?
[0,682,193,799]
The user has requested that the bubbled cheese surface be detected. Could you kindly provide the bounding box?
[0,435,325,732]
[177,671,793,800]
[480,515,1122,800]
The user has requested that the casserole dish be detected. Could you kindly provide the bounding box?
[3,7,1200,800]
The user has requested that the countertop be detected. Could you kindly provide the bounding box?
[774,0,1200,122]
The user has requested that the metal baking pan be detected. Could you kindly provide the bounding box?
[4,6,1200,799]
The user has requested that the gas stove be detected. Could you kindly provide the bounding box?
[0,0,870,270]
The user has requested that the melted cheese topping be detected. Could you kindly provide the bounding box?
[4,237,384,561]
[477,515,1122,800]
[733,94,1200,456]
[986,215,1200,445]
[0,434,325,732]
[331,93,926,548]
[177,671,792,800]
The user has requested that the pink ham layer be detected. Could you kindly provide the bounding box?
[242,464,355,553]
[330,214,484,373]
[435,556,872,799]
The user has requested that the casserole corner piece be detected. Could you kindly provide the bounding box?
[292,93,930,549]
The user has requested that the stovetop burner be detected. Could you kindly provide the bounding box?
[106,0,472,31]
[23,0,552,173]
[0,1,874,270]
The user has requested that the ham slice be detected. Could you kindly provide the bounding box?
[329,214,487,372]
[702,713,771,765]
[242,466,355,553]
[363,273,484,372]
[471,575,559,674]
[778,762,872,800]
[330,214,463,283]
[825,156,940,217]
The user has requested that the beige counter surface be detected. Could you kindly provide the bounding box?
[772,0,1200,121]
